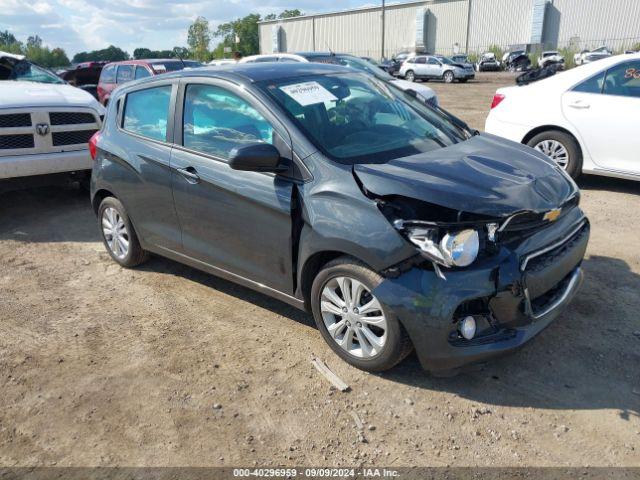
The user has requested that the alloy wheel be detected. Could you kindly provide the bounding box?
[320,276,388,359]
[534,139,569,169]
[444,71,454,83]
[405,71,415,82]
[101,207,130,260]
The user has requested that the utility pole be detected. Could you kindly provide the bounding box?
[381,0,386,60]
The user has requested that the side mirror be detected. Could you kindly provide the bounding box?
[228,143,284,173]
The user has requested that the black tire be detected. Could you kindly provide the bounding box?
[98,196,149,268]
[443,70,454,83]
[526,130,583,179]
[310,256,413,372]
[459,79,469,83]
[404,70,415,82]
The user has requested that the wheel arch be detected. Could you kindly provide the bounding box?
[521,124,584,159]
[92,188,115,215]
[299,250,374,312]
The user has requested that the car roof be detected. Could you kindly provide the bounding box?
[105,59,198,67]
[124,62,352,86]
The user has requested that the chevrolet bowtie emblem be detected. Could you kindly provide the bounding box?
[543,208,562,222]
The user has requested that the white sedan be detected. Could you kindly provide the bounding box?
[485,53,640,181]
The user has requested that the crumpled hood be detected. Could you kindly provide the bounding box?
[0,81,103,112]
[353,134,575,218]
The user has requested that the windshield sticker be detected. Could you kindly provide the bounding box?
[279,82,337,106]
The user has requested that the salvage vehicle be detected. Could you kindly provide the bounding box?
[574,47,612,66]
[537,51,565,70]
[0,51,105,180]
[400,55,475,83]
[240,52,439,107]
[506,52,531,72]
[90,63,589,373]
[476,52,501,72]
[60,61,107,100]
[486,53,640,181]
[97,58,202,106]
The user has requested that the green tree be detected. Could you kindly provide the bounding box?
[172,46,190,59]
[188,16,211,62]
[133,47,152,59]
[72,45,128,63]
[279,9,302,18]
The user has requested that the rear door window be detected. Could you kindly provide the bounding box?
[573,72,605,94]
[182,84,274,159]
[603,61,640,98]
[116,65,134,84]
[122,85,172,141]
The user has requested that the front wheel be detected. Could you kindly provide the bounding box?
[98,197,149,267]
[404,70,415,82]
[443,71,454,83]
[311,257,413,372]
[527,130,583,178]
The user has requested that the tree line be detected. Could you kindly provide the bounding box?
[0,10,302,69]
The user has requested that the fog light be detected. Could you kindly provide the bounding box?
[460,316,477,340]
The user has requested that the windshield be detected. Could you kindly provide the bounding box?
[150,60,202,73]
[439,57,454,65]
[0,58,64,84]
[260,72,467,164]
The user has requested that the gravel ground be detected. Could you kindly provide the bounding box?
[0,72,639,468]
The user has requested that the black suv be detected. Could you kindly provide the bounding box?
[90,63,589,373]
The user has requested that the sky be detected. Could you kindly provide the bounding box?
[0,0,378,57]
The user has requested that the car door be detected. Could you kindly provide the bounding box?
[413,56,428,77]
[425,57,442,78]
[562,60,640,174]
[170,79,296,294]
[115,82,183,251]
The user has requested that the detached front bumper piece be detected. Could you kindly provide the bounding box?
[373,213,590,373]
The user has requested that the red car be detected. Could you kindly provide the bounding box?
[97,59,201,105]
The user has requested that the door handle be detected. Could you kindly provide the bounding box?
[176,166,200,183]
[568,101,590,109]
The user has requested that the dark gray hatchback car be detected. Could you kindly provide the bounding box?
[90,63,589,373]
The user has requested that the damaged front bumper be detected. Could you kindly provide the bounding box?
[372,208,590,372]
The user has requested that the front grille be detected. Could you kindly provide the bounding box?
[501,195,580,238]
[0,134,35,150]
[0,113,32,128]
[52,129,97,146]
[49,112,96,125]
[525,223,589,275]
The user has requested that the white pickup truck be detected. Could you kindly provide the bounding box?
[0,51,105,180]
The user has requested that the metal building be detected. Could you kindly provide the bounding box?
[258,0,640,58]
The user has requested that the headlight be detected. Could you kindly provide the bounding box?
[406,227,479,267]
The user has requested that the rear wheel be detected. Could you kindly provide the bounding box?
[443,70,454,83]
[404,70,415,82]
[527,130,583,178]
[311,256,413,372]
[98,197,148,267]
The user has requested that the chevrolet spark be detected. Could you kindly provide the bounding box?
[90,63,589,373]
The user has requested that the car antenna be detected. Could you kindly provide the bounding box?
[175,53,186,68]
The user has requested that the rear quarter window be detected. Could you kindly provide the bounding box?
[100,65,116,83]
[116,65,134,84]
[122,85,172,142]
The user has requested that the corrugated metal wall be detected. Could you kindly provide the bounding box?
[546,0,640,50]
[257,0,640,57]
[424,0,469,55]
[467,0,534,51]
[314,9,383,57]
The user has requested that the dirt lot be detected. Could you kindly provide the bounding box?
[1,72,639,468]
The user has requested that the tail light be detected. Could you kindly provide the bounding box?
[490,93,505,109]
[89,131,101,161]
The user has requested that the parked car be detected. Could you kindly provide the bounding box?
[240,52,439,108]
[400,54,475,83]
[90,62,588,373]
[486,53,640,181]
[60,61,107,100]
[503,50,526,67]
[476,52,501,72]
[0,51,105,180]
[574,47,612,66]
[97,58,202,105]
[538,51,565,69]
